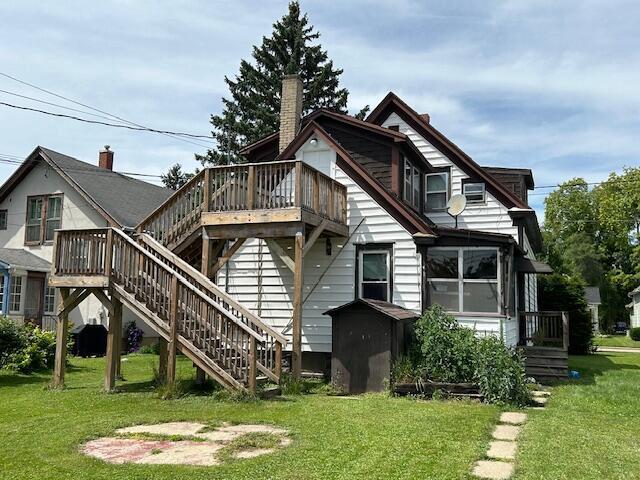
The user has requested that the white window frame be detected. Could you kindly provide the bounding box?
[425,171,449,211]
[403,157,420,210]
[9,275,22,313]
[463,182,486,204]
[358,249,391,302]
[427,247,501,314]
[44,283,56,314]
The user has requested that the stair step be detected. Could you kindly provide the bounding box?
[260,386,282,399]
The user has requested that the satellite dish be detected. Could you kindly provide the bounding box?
[447,194,467,228]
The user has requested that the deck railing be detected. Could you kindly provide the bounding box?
[137,160,348,245]
[51,228,284,391]
[519,311,569,350]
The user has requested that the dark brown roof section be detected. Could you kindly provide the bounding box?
[277,121,436,236]
[324,298,419,321]
[483,166,535,190]
[366,92,530,210]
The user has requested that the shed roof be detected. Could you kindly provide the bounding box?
[0,248,51,272]
[585,286,602,305]
[324,298,419,321]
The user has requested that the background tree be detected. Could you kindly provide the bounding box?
[161,163,193,190]
[197,1,354,166]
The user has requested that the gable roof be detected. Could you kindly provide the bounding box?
[277,121,436,236]
[324,298,419,321]
[0,146,173,229]
[366,92,531,210]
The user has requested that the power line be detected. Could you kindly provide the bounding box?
[0,71,214,149]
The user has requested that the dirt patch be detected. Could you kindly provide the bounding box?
[82,422,290,466]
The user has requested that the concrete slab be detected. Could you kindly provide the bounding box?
[82,438,173,464]
[472,460,514,479]
[139,441,223,466]
[487,440,517,460]
[499,412,527,425]
[532,396,548,406]
[492,425,521,441]
[116,422,207,437]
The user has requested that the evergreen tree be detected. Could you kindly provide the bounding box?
[161,163,193,190]
[197,1,350,166]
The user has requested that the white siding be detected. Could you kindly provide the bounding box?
[631,293,640,328]
[219,137,421,352]
[381,112,519,240]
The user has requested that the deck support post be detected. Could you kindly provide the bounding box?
[51,287,70,389]
[248,336,257,394]
[292,231,304,379]
[166,276,179,388]
[114,298,123,379]
[104,295,123,392]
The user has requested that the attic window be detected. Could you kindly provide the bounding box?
[425,171,449,211]
[464,183,486,204]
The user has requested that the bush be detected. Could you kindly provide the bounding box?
[0,319,57,373]
[403,306,531,406]
[629,327,640,341]
[139,341,160,355]
[125,321,144,353]
[538,273,593,354]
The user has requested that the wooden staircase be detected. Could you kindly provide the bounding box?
[50,227,286,393]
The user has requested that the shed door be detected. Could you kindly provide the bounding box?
[24,273,45,327]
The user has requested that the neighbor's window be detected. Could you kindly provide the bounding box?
[0,210,7,230]
[44,285,56,314]
[425,171,449,211]
[427,247,499,313]
[403,157,420,210]
[359,249,391,302]
[9,275,22,312]
[463,182,486,204]
[25,195,62,245]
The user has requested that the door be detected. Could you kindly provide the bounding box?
[24,273,45,327]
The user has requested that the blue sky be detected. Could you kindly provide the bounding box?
[1,1,638,218]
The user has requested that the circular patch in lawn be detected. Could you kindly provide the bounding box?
[82,422,290,466]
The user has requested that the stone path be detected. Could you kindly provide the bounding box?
[82,421,290,466]
[472,389,551,479]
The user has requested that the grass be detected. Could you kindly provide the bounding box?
[0,353,498,480]
[593,334,640,349]
[217,432,283,462]
[515,352,640,479]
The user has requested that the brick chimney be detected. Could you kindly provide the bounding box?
[278,75,303,153]
[99,145,114,170]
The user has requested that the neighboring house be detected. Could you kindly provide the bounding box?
[585,286,601,333]
[228,82,546,363]
[630,286,640,328]
[0,145,172,334]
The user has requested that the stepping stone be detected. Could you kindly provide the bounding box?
[532,396,548,406]
[472,460,514,479]
[492,425,521,441]
[499,412,527,425]
[532,390,551,397]
[487,440,517,460]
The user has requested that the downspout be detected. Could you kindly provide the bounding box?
[2,270,10,316]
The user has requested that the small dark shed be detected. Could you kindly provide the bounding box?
[71,324,108,357]
[325,299,418,394]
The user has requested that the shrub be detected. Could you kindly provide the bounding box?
[139,341,160,355]
[538,273,593,354]
[125,321,144,353]
[630,327,640,341]
[0,317,27,367]
[0,320,57,373]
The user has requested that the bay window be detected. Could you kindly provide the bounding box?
[427,247,500,313]
[425,171,449,211]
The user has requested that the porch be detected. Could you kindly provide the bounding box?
[518,311,569,381]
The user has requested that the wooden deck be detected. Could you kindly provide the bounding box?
[518,311,569,382]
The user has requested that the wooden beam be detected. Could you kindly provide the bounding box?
[292,232,304,379]
[114,298,123,379]
[201,229,213,278]
[248,336,257,394]
[90,288,113,316]
[166,276,179,388]
[303,219,329,258]
[57,287,92,318]
[104,296,123,391]
[265,239,295,273]
[49,275,109,288]
[51,287,70,389]
[210,238,246,276]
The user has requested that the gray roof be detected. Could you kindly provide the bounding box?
[0,248,51,272]
[325,298,419,321]
[40,147,173,229]
[585,286,601,305]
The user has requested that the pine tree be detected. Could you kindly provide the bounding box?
[161,163,193,190]
[197,1,350,166]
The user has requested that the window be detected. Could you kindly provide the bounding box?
[425,171,449,211]
[44,285,56,314]
[463,182,485,204]
[0,210,6,230]
[427,248,500,313]
[358,249,391,302]
[387,125,400,131]
[9,276,22,312]
[25,195,62,245]
[403,157,420,210]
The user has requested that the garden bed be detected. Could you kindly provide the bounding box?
[394,381,482,400]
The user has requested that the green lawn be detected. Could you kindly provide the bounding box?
[0,354,497,480]
[515,352,640,479]
[594,334,640,349]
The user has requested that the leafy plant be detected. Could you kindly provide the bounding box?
[0,317,27,367]
[0,320,57,373]
[629,327,640,341]
[139,341,160,355]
